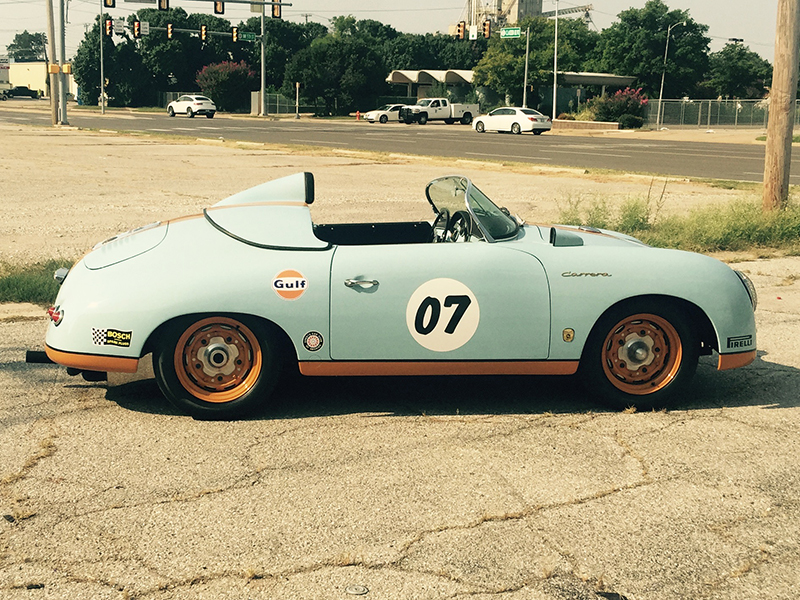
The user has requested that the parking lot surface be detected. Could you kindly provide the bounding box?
[1,123,799,600]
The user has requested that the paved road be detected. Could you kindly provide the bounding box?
[0,102,784,182]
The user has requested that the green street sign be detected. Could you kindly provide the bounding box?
[500,27,521,39]
[239,31,257,41]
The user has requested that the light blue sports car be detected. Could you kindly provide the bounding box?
[39,173,757,418]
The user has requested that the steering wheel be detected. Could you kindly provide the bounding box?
[449,211,473,242]
[432,208,450,243]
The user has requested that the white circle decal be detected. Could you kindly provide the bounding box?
[405,278,480,352]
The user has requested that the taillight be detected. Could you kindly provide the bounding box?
[47,306,63,326]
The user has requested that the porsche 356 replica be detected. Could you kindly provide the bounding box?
[40,173,757,417]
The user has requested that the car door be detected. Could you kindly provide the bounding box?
[176,96,191,113]
[329,242,551,361]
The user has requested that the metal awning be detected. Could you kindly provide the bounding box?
[386,70,474,85]
[559,71,636,87]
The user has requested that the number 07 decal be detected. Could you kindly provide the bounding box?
[406,278,480,352]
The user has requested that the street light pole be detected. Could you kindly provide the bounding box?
[552,0,559,120]
[522,26,530,108]
[656,20,685,130]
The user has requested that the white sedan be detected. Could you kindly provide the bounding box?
[473,107,552,135]
[167,95,216,119]
[363,104,403,123]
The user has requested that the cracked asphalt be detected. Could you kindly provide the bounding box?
[1,124,800,600]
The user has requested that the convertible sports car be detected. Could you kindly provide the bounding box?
[40,173,757,418]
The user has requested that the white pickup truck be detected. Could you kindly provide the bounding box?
[399,98,480,125]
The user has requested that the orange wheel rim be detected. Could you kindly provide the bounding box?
[174,317,262,403]
[601,313,682,396]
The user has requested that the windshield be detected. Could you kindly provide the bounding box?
[425,176,519,241]
[417,99,432,107]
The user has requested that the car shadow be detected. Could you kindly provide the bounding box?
[104,350,800,419]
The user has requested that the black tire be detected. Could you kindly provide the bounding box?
[460,113,472,125]
[403,116,414,124]
[167,106,175,117]
[475,121,485,133]
[533,130,543,135]
[579,300,699,411]
[418,113,428,125]
[186,107,194,118]
[444,118,454,125]
[511,122,521,135]
[379,114,388,124]
[206,112,214,119]
[153,315,280,419]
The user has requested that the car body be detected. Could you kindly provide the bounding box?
[41,173,757,418]
[5,86,39,99]
[363,104,403,123]
[473,107,552,135]
[167,95,216,118]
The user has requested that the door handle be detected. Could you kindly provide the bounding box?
[345,279,379,288]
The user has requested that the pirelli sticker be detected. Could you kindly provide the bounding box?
[727,335,753,349]
[92,328,132,347]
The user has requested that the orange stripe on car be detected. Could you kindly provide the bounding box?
[298,361,579,377]
[45,345,139,373]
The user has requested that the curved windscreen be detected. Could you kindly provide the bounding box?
[425,176,519,241]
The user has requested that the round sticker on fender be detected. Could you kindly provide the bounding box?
[406,278,479,352]
[273,270,307,300]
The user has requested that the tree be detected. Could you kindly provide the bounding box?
[590,0,710,98]
[473,16,599,107]
[197,61,257,111]
[705,43,772,98]
[6,31,47,62]
[72,16,116,105]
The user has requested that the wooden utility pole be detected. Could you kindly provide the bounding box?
[763,0,800,211]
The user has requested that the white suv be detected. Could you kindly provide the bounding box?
[167,95,216,119]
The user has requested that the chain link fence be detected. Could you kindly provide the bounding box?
[645,98,800,129]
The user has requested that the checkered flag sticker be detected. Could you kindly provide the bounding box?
[92,328,107,346]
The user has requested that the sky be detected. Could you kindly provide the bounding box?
[0,0,778,63]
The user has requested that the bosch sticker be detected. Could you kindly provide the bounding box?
[92,328,132,347]
[303,331,324,352]
[273,270,308,300]
[405,278,479,352]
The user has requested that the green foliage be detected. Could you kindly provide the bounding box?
[6,30,47,62]
[589,0,710,98]
[588,87,649,122]
[558,195,800,253]
[618,114,645,129]
[196,61,257,112]
[0,260,73,305]
[704,43,772,99]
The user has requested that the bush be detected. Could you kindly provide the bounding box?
[588,87,649,123]
[557,112,575,120]
[618,114,645,129]
[196,61,257,113]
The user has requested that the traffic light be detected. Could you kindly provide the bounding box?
[133,21,141,38]
[231,26,238,42]
[158,0,168,10]
[105,19,113,36]
[456,21,466,40]
[167,23,173,39]
[103,0,115,8]
[213,1,224,15]
[200,25,207,41]
[482,20,491,39]
[271,2,281,18]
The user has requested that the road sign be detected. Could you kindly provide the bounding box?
[500,27,521,38]
[468,24,478,40]
[114,17,125,35]
[239,31,257,41]
[140,21,150,36]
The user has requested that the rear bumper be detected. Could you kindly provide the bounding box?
[45,344,139,374]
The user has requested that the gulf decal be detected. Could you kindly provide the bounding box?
[273,270,308,300]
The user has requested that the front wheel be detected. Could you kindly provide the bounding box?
[418,113,428,125]
[475,121,485,133]
[379,114,388,124]
[186,107,194,118]
[167,106,175,117]
[580,301,699,411]
[153,315,279,419]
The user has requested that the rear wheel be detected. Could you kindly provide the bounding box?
[533,130,543,135]
[206,112,214,119]
[460,113,473,125]
[511,122,521,134]
[153,315,279,419]
[580,301,699,411]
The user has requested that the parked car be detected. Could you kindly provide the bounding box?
[363,104,403,123]
[167,95,216,118]
[38,173,757,419]
[5,86,39,99]
[399,98,479,125]
[473,107,552,135]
